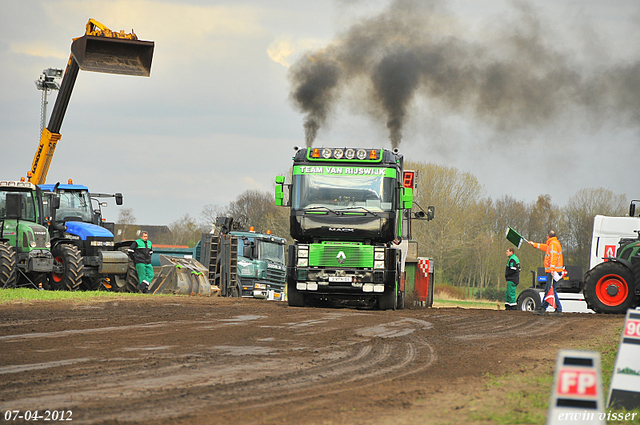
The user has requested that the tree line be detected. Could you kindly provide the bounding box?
[407,161,627,293]
[116,161,628,292]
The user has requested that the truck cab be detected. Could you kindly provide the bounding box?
[0,180,53,288]
[39,182,128,290]
[233,230,287,300]
[276,147,416,309]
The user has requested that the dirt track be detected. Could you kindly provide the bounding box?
[0,296,624,425]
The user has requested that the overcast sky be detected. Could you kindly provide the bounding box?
[2,0,639,226]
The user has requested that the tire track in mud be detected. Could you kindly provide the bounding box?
[0,313,438,424]
[0,300,621,425]
[429,311,565,340]
[86,316,438,424]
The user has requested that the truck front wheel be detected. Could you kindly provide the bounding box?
[50,244,84,291]
[287,278,305,307]
[584,262,636,314]
[378,286,397,310]
[0,242,17,289]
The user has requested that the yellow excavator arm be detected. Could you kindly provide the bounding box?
[28,19,154,185]
[85,18,139,40]
[29,129,62,185]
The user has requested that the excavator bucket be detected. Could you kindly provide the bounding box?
[71,35,154,76]
[148,255,220,296]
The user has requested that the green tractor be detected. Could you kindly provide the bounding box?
[0,180,54,288]
[583,202,640,313]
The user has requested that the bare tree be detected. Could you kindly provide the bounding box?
[407,161,487,288]
[563,187,627,270]
[116,208,138,242]
[200,203,225,232]
[168,214,200,246]
[225,189,281,233]
[527,194,559,242]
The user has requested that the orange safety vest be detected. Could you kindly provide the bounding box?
[532,236,563,273]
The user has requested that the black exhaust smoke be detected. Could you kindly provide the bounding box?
[288,0,640,148]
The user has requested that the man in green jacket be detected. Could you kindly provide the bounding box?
[505,247,520,310]
[128,231,154,293]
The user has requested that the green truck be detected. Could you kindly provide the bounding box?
[150,217,287,300]
[0,180,54,288]
[275,147,431,309]
[200,226,287,300]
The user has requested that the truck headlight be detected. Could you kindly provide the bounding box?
[297,245,309,267]
[374,249,385,260]
[254,283,266,290]
[30,241,37,248]
[374,260,385,269]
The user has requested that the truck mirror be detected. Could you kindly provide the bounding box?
[5,193,23,219]
[50,194,60,209]
[427,206,435,221]
[115,193,123,206]
[275,176,285,184]
[242,240,256,258]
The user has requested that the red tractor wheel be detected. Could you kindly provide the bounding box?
[584,261,636,314]
[596,274,630,306]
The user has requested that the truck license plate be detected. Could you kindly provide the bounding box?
[329,276,353,283]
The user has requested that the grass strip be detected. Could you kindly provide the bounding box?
[468,324,640,425]
[0,287,143,303]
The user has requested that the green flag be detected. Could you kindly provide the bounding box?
[505,226,527,248]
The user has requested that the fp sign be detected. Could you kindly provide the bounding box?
[558,370,597,397]
[548,350,604,425]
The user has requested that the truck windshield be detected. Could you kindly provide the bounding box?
[259,241,285,263]
[291,172,396,212]
[56,190,92,222]
[0,189,37,222]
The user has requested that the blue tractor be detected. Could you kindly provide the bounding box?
[39,182,130,291]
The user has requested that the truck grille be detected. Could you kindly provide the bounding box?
[266,267,286,283]
[309,243,373,268]
[34,232,48,248]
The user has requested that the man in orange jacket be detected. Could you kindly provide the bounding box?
[529,230,564,316]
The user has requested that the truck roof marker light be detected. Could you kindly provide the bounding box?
[68,179,73,184]
[20,177,26,182]
[322,148,332,158]
[311,148,320,158]
[357,149,367,160]
[345,149,355,159]
[249,226,255,232]
[369,150,377,159]
[266,230,271,235]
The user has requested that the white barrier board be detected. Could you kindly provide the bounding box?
[547,350,604,425]
[607,308,640,410]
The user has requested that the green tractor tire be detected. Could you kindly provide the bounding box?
[50,244,84,291]
[0,242,17,289]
